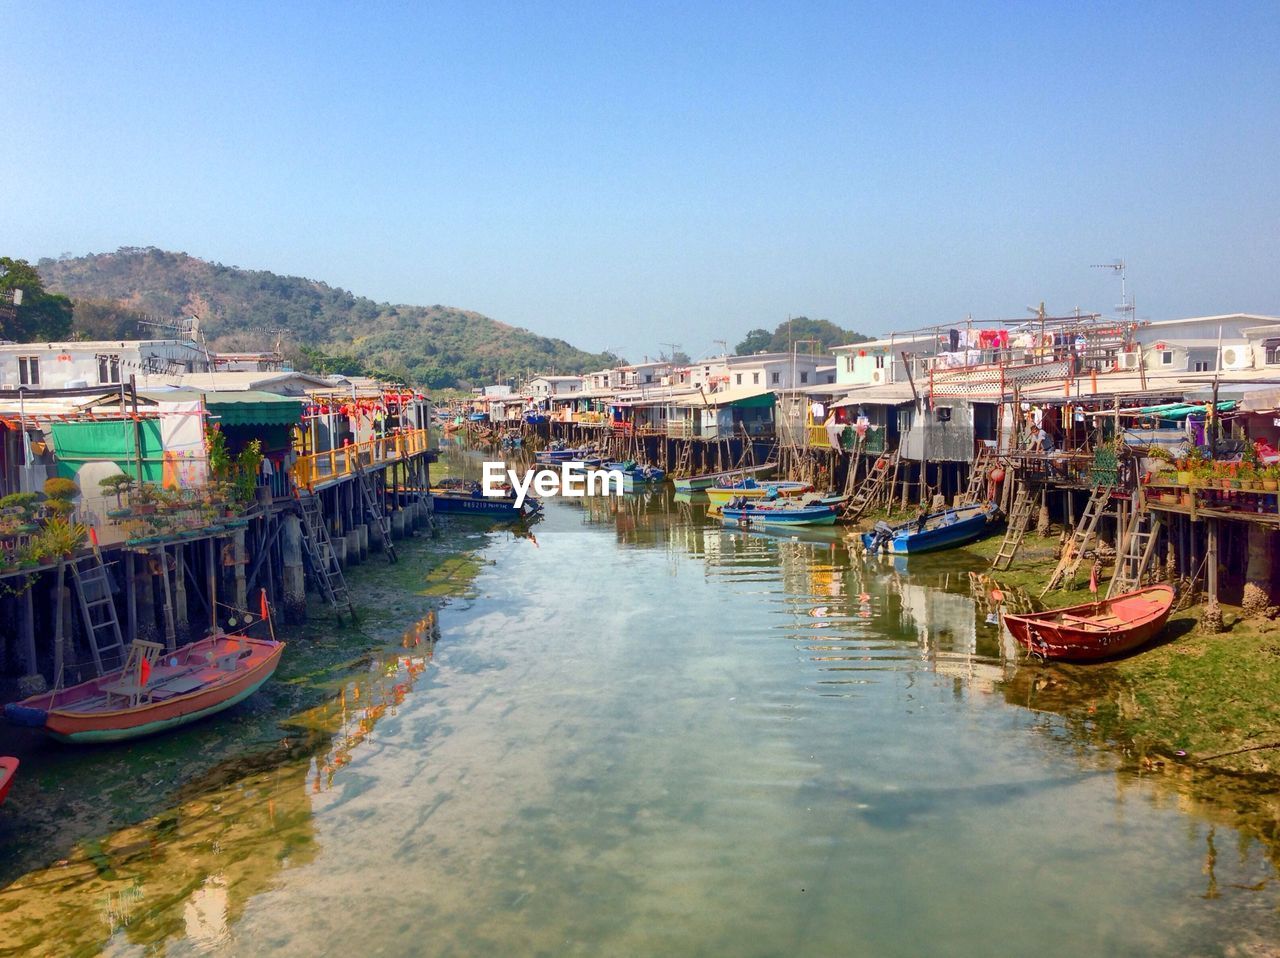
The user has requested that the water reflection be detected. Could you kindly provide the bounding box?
[4,476,1280,955]
[0,612,441,956]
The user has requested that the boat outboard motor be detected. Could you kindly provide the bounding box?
[870,520,895,553]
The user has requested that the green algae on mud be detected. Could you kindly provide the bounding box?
[964,525,1280,777]
[851,507,1280,776]
[0,525,490,893]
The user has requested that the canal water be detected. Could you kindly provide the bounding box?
[2,474,1279,955]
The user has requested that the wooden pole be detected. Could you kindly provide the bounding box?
[1206,518,1219,604]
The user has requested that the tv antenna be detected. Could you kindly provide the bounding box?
[659,342,682,363]
[1091,259,1136,324]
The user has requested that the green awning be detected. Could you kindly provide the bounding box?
[205,392,303,427]
[140,389,305,427]
[1134,400,1235,421]
[49,419,165,482]
[721,392,776,410]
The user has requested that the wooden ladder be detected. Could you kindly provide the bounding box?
[845,450,899,521]
[960,447,995,505]
[354,460,398,564]
[1041,485,1113,596]
[68,552,126,675]
[990,483,1034,571]
[841,438,866,500]
[672,441,692,479]
[1107,509,1163,598]
[296,493,355,619]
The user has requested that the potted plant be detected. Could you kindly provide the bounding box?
[0,492,41,533]
[1264,465,1280,493]
[43,476,79,520]
[31,517,88,563]
[132,484,159,515]
[99,475,136,518]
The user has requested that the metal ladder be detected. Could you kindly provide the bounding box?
[1108,510,1163,598]
[1042,485,1113,596]
[960,447,995,505]
[354,461,397,563]
[295,493,355,619]
[846,450,898,521]
[69,553,126,675]
[991,483,1034,571]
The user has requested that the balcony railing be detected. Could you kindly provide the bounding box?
[291,428,432,492]
[666,420,694,439]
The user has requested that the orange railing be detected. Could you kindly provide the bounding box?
[290,428,432,492]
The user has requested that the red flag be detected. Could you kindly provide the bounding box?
[139,657,151,687]
[260,589,270,621]
[1089,562,1099,595]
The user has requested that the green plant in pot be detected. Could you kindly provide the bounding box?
[31,517,88,563]
[99,474,135,511]
[0,492,41,532]
[132,483,159,515]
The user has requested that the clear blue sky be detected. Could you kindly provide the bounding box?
[5,1,1278,360]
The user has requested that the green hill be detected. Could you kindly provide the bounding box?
[37,247,618,388]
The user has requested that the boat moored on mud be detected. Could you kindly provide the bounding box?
[861,502,1002,555]
[0,756,17,806]
[1003,585,1176,661]
[5,630,284,745]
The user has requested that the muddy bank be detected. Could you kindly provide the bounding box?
[0,525,493,890]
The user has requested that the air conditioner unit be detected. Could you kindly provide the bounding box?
[1221,346,1253,371]
[1115,352,1140,371]
[871,369,886,384]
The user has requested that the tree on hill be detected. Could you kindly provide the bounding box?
[68,299,149,340]
[0,257,74,341]
[736,317,868,355]
[734,328,772,354]
[36,247,617,389]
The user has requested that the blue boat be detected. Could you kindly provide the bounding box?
[860,502,1001,555]
[603,460,666,491]
[535,444,596,464]
[430,481,541,519]
[720,500,838,527]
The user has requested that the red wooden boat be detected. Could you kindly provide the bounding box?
[1003,585,1175,662]
[4,631,284,744]
[0,757,17,806]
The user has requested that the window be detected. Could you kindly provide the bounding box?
[800,371,809,384]
[826,374,834,384]
[735,373,742,385]
[771,372,780,384]
[18,356,40,385]
[752,372,760,384]
[845,356,855,373]
[875,355,885,369]
[97,354,121,384]
[1161,351,1173,366]
[1193,361,1210,373]
[935,406,953,423]
[1265,340,1280,365]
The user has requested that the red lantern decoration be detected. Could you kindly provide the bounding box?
[989,467,1005,483]
[858,349,867,357]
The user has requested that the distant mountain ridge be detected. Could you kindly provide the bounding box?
[37,247,618,388]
